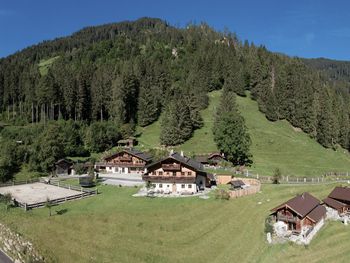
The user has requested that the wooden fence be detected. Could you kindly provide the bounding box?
[237,171,350,185]
[0,178,98,211]
[229,178,261,199]
[0,178,40,188]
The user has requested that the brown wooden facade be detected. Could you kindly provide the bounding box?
[143,152,211,193]
[95,149,152,174]
[271,192,326,233]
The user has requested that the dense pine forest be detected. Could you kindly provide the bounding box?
[0,17,350,181]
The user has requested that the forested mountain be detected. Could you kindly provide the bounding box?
[0,17,349,160]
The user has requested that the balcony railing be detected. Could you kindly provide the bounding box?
[95,162,145,168]
[142,175,195,183]
[118,156,132,162]
[162,164,181,171]
[277,213,299,223]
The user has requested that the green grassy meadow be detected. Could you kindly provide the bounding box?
[38,56,60,76]
[137,90,350,177]
[0,182,350,263]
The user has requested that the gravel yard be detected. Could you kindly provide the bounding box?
[0,183,83,205]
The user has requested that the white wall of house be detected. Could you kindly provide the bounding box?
[105,166,145,174]
[152,183,196,194]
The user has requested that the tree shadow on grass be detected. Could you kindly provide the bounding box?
[55,208,68,215]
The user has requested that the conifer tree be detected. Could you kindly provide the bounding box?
[213,91,251,165]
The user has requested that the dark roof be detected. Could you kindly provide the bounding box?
[271,192,321,218]
[147,152,204,172]
[170,152,204,171]
[55,159,73,165]
[323,197,347,210]
[307,205,326,223]
[230,180,245,187]
[328,187,350,202]
[195,155,209,163]
[104,148,152,162]
[206,173,215,181]
[195,153,226,164]
[208,152,225,160]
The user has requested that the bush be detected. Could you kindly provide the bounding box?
[215,189,231,200]
[272,168,282,184]
[264,216,274,234]
[73,163,88,175]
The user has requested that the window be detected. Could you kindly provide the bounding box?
[181,184,185,189]
[166,172,170,176]
[181,172,185,176]
[159,171,163,176]
[159,184,163,188]
[167,185,170,188]
[152,171,155,175]
[188,171,192,176]
[188,184,192,188]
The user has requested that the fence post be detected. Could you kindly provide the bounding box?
[286,176,288,183]
[304,178,306,183]
[297,178,298,183]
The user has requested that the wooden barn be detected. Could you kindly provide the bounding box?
[195,152,226,166]
[270,192,326,233]
[55,159,74,176]
[323,186,350,215]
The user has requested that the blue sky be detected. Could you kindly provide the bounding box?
[1,0,350,60]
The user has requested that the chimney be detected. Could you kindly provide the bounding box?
[180,151,184,157]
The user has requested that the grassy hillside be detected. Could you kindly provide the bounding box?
[137,90,220,154]
[236,94,350,176]
[38,56,60,76]
[137,90,350,177]
[0,183,349,263]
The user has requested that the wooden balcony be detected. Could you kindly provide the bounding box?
[142,175,195,183]
[118,156,132,162]
[162,164,181,171]
[277,213,298,223]
[95,162,144,168]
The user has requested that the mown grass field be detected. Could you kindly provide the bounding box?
[137,90,350,177]
[0,182,349,263]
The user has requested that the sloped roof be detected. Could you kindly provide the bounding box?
[230,180,245,187]
[55,159,73,165]
[271,192,321,218]
[323,197,347,210]
[307,205,326,223]
[195,155,209,163]
[104,148,152,162]
[328,187,350,202]
[147,152,204,172]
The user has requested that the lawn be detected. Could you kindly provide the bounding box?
[0,183,349,263]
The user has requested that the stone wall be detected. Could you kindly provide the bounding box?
[0,223,44,263]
